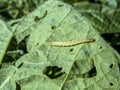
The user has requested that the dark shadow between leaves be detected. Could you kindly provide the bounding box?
[2,35,29,64]
[118,63,120,71]
[16,82,21,90]
[18,35,29,55]
[101,33,120,53]
[42,66,65,79]
[2,37,18,63]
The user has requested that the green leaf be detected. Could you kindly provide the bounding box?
[0,20,14,64]
[73,2,120,34]
[14,51,65,90]
[0,66,16,90]
[14,0,64,44]
[0,0,120,90]
[12,0,120,90]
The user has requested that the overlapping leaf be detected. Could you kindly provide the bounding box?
[0,66,16,90]
[0,20,15,64]
[73,2,120,34]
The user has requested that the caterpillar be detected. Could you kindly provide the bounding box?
[48,38,95,47]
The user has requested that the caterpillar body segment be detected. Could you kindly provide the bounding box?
[48,38,95,47]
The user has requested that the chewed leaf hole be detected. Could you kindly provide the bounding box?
[110,82,113,86]
[36,43,39,46]
[11,21,20,26]
[17,62,24,68]
[109,63,113,69]
[88,66,97,77]
[34,16,40,22]
[51,26,57,30]
[58,4,64,7]
[99,46,102,49]
[43,66,65,79]
[69,48,74,52]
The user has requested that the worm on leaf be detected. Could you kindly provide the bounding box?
[47,38,95,47]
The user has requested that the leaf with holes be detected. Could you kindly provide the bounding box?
[12,0,120,90]
[0,0,120,90]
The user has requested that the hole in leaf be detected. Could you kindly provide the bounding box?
[69,48,74,52]
[34,16,40,22]
[34,10,47,22]
[17,62,24,68]
[84,51,90,57]
[36,43,39,46]
[58,4,63,7]
[11,21,20,26]
[110,82,113,86]
[99,46,102,49]
[70,60,96,79]
[88,66,97,77]
[109,63,113,69]
[16,82,21,90]
[51,26,57,30]
[43,66,65,79]
[39,10,47,20]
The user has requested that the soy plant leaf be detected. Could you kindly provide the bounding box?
[13,0,120,90]
[73,2,120,34]
[13,0,65,44]
[0,20,16,64]
[26,0,71,52]
[14,50,65,90]
[0,66,16,90]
